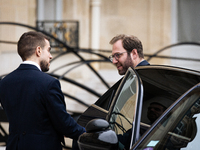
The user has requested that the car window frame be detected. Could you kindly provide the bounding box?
[132,83,200,150]
[106,67,144,149]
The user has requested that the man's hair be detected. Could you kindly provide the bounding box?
[109,34,144,58]
[17,31,50,61]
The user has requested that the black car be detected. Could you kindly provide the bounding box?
[77,65,200,150]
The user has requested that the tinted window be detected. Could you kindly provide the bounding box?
[108,72,138,135]
[134,84,200,150]
[107,68,143,150]
[136,67,200,125]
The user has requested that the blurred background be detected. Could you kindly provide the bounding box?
[0,0,200,149]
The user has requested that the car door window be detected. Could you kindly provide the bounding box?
[107,67,143,149]
[136,66,200,126]
[181,113,200,150]
[134,84,200,150]
[108,73,137,134]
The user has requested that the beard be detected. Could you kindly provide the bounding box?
[40,60,50,72]
[118,56,134,75]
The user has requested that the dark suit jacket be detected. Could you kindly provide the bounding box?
[136,60,150,67]
[0,64,85,150]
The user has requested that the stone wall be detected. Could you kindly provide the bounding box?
[0,0,172,74]
[0,0,36,74]
[62,0,171,67]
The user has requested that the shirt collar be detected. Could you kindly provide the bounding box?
[22,61,41,71]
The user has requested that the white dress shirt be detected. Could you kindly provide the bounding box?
[22,61,41,71]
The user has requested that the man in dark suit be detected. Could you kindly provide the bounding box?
[109,34,150,75]
[0,31,85,150]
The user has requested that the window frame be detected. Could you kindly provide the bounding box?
[106,67,144,148]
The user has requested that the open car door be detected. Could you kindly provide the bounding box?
[106,67,144,149]
[78,67,144,150]
[132,83,200,150]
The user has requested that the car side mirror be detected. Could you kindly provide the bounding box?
[85,118,109,132]
[78,119,118,150]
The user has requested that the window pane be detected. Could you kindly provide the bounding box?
[136,87,200,150]
[109,73,138,135]
[177,0,200,42]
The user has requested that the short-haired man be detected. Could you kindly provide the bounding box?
[0,31,85,150]
[109,34,149,75]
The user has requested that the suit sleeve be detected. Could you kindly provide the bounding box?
[45,79,85,140]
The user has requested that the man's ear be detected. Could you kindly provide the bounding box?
[131,49,138,59]
[36,46,41,57]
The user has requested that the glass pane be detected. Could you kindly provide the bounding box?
[177,0,200,42]
[136,87,200,150]
[181,113,200,149]
[137,68,200,125]
[109,72,138,135]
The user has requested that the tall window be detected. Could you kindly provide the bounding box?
[37,0,63,20]
[171,0,200,70]
[177,0,200,42]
